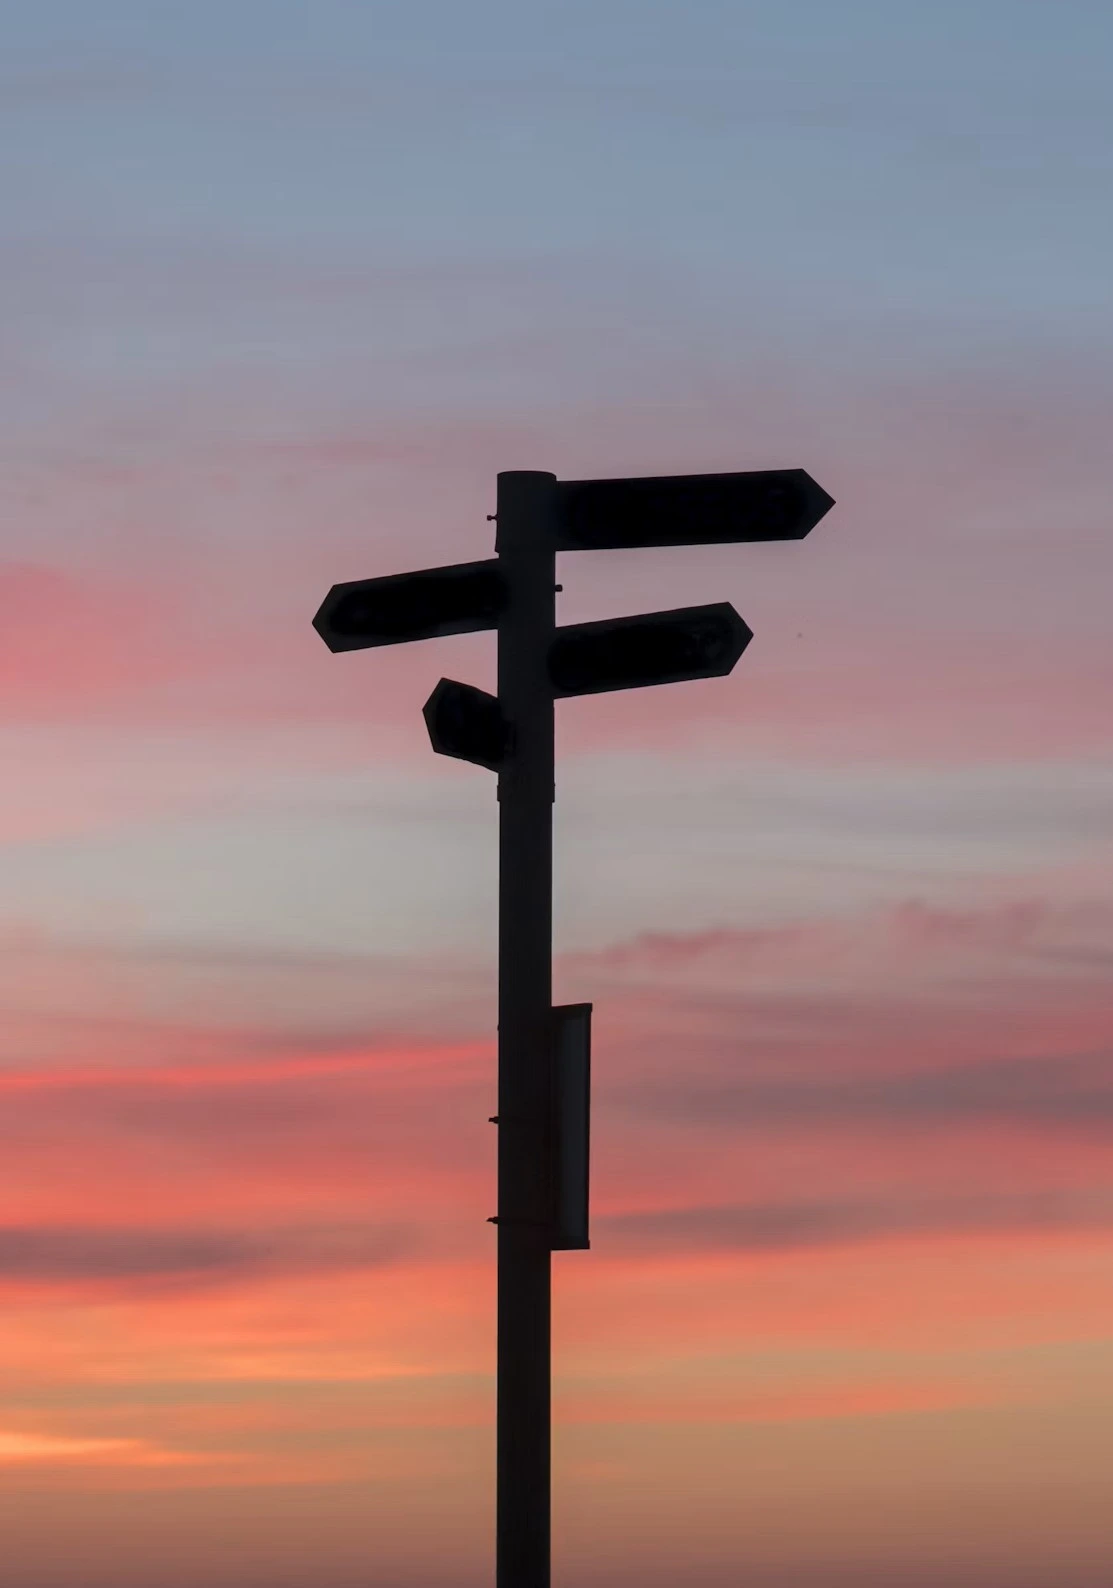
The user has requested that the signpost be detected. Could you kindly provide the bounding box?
[313,465,833,1588]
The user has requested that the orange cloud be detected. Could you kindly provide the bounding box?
[557,1377,1001,1425]
[0,1430,218,1468]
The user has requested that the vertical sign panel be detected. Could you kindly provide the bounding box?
[551,1003,592,1251]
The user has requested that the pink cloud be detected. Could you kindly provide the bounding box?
[0,563,164,719]
[557,1376,1004,1426]
[0,889,1105,1305]
[0,880,1103,1533]
[563,893,1113,1017]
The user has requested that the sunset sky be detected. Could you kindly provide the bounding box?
[2,2,1112,1584]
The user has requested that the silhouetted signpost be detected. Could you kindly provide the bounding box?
[313,467,833,1588]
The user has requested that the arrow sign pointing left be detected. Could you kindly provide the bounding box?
[548,602,752,698]
[313,558,507,653]
[424,678,512,771]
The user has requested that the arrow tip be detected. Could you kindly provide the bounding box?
[796,471,835,537]
[312,589,345,652]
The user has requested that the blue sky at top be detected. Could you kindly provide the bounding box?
[6,0,1113,347]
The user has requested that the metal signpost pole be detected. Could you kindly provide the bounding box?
[493,471,557,1588]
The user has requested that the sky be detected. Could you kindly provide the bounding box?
[1,1,1112,1583]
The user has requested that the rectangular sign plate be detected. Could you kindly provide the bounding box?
[551,1003,591,1251]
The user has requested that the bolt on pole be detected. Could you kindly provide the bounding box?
[494,471,557,1588]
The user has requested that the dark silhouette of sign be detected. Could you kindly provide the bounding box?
[550,1004,591,1252]
[554,467,833,551]
[313,557,505,652]
[548,602,751,698]
[424,677,512,771]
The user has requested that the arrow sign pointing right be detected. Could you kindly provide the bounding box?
[548,602,752,698]
[554,468,833,551]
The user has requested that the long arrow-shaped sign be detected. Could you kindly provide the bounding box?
[548,602,752,697]
[313,557,506,653]
[554,467,833,550]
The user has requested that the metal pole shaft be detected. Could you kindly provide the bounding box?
[495,471,556,1588]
